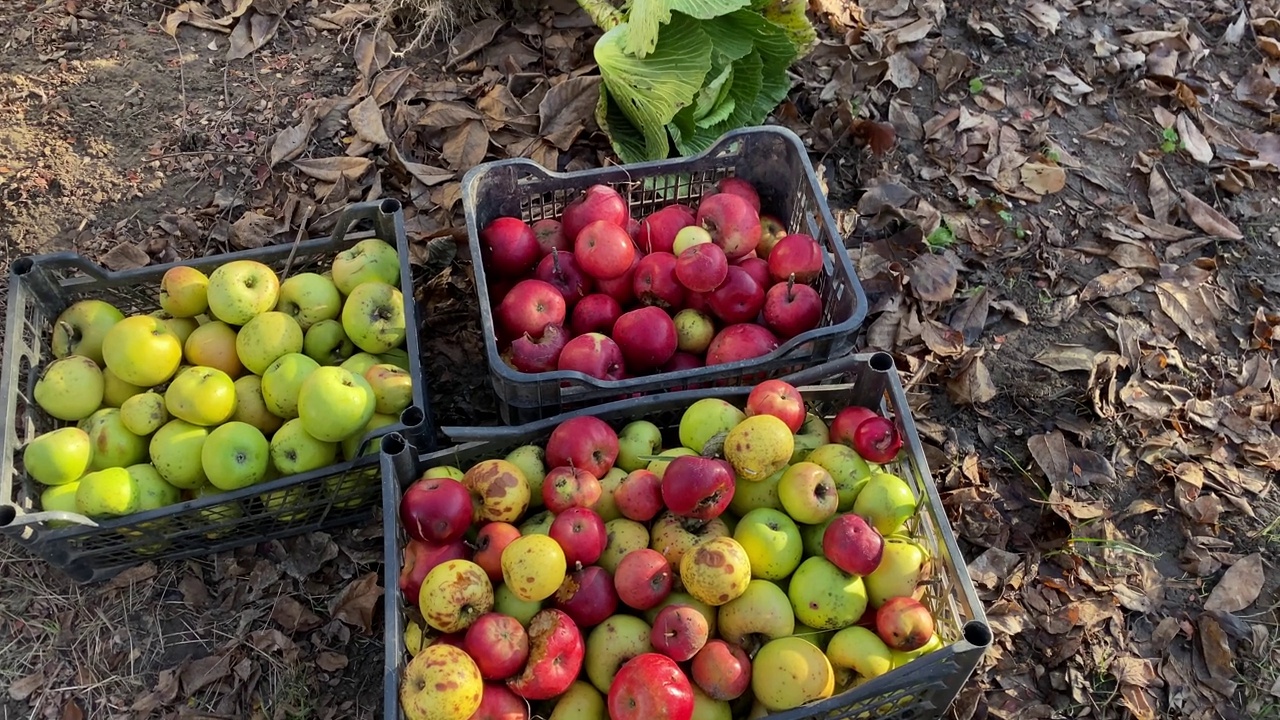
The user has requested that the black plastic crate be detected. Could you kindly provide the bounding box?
[462,125,869,424]
[379,352,991,720]
[0,200,436,584]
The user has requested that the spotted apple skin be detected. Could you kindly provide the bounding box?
[463,459,531,523]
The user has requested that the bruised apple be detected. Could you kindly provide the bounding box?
[400,538,469,602]
[553,565,618,628]
[608,653,694,720]
[557,333,626,382]
[691,640,752,701]
[507,609,584,700]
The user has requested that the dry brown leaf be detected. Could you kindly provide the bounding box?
[292,157,373,184]
[271,596,323,634]
[1198,614,1237,696]
[418,101,486,130]
[448,18,504,66]
[442,120,491,171]
[884,51,920,89]
[371,66,415,107]
[331,572,383,633]
[906,253,957,302]
[61,699,84,720]
[1204,553,1265,612]
[270,109,315,167]
[539,76,602,151]
[920,318,966,357]
[10,670,44,701]
[101,242,151,271]
[1175,114,1213,164]
[226,11,281,61]
[1154,280,1221,351]
[354,31,393,78]
[389,144,454,187]
[1079,268,1143,302]
[1028,431,1116,487]
[1023,2,1060,33]
[1179,190,1243,239]
[1033,344,1098,373]
[947,354,997,405]
[948,287,990,345]
[230,211,275,249]
[163,1,237,35]
[180,653,233,696]
[1109,243,1160,271]
[1020,162,1066,195]
[348,96,390,146]
[1147,169,1175,221]
[316,651,349,672]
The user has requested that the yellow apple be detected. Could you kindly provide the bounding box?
[751,636,835,711]
[165,366,237,426]
[33,355,103,421]
[230,375,283,435]
[183,320,244,378]
[159,265,210,317]
[206,259,279,326]
[297,366,375,442]
[102,315,183,387]
[22,427,92,486]
[119,391,169,436]
[102,367,145,407]
[149,419,211,489]
[277,272,342,331]
[235,311,304,376]
[51,299,124,366]
[82,407,148,470]
[341,281,406,354]
[201,421,270,491]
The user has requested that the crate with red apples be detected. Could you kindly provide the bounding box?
[379,353,992,720]
[460,126,868,424]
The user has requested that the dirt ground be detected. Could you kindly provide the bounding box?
[2,0,1278,718]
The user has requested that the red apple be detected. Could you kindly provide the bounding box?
[557,332,626,382]
[508,324,569,374]
[675,243,729,294]
[614,548,674,610]
[696,193,760,261]
[876,596,935,651]
[853,416,904,464]
[705,324,779,366]
[706,267,764,325]
[535,249,593,308]
[736,256,771,291]
[690,640,751,701]
[716,177,761,213]
[682,290,711,314]
[553,565,618,628]
[508,609,585,700]
[830,406,879,448]
[474,522,522,582]
[481,216,541,278]
[471,683,529,720]
[608,653,694,720]
[596,252,640,306]
[532,218,570,257]
[542,466,604,514]
[561,184,629,243]
[399,538,468,602]
[636,206,696,254]
[633,252,685,310]
[546,415,620,478]
[401,476,473,543]
[659,456,735,521]
[650,604,709,662]
[569,293,623,336]
[612,306,678,373]
[614,469,664,522]
[745,379,806,433]
[465,613,530,680]
[757,214,787,258]
[431,632,469,650]
[550,507,608,567]
[497,279,566,340]
[823,513,885,576]
[661,351,703,375]
[768,233,824,284]
[763,279,822,339]
[575,220,637,281]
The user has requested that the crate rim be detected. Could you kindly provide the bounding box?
[459,124,870,395]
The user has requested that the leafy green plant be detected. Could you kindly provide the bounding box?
[578,0,816,163]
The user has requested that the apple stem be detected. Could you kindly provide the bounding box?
[551,247,562,277]
[58,321,78,342]
[787,273,796,301]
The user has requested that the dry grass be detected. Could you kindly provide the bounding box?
[366,0,505,53]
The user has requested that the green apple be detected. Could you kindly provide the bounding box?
[34,355,104,421]
[51,299,124,366]
[165,366,237,426]
[599,518,649,574]
[149,419,211,489]
[494,583,542,626]
[549,681,606,720]
[340,412,398,461]
[82,408,148,470]
[678,398,746,454]
[230,375,283,435]
[594,467,626,522]
[270,418,338,475]
[184,320,243,378]
[339,352,382,377]
[519,509,554,535]
[102,315,183,387]
[201,421,270,491]
[890,633,943,669]
[790,622,836,651]
[297,366,376,443]
[646,447,698,480]
[261,353,320,419]
[102,367,144,407]
[585,615,653,694]
[192,482,244,538]
[235,311,304,376]
[616,420,662,472]
[644,591,718,638]
[691,686,732,720]
[717,578,794,652]
[378,347,411,371]
[151,311,199,347]
[788,557,868,630]
[673,225,713,255]
[260,481,312,523]
[865,537,928,608]
[422,465,465,481]
[120,391,169,436]
[807,444,872,511]
[734,508,803,581]
[800,515,838,558]
[673,309,715,355]
[505,445,546,509]
[363,363,412,415]
[159,265,210,318]
[331,237,400,295]
[23,427,92,486]
[206,259,280,326]
[75,467,139,517]
[729,466,784,516]
[41,481,80,523]
[341,281,406,354]
[778,461,839,525]
[303,319,355,365]
[128,463,181,510]
[852,472,917,536]
[276,272,342,331]
[827,625,893,680]
[791,412,830,464]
